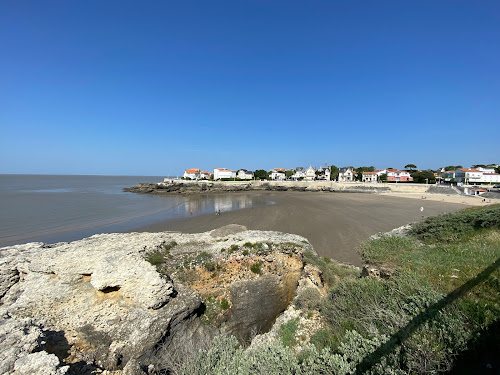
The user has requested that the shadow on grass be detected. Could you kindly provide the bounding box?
[354,257,500,375]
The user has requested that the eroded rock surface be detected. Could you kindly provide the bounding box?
[0,227,313,374]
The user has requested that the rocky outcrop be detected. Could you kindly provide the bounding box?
[0,227,313,374]
[124,181,390,195]
[124,182,253,195]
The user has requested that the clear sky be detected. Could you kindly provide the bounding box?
[1,1,499,176]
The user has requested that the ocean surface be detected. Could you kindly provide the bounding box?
[0,175,271,247]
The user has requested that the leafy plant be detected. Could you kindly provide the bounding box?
[280,318,299,347]
[250,262,262,275]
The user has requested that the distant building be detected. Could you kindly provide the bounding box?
[270,170,286,180]
[477,167,496,173]
[183,168,200,180]
[454,168,500,184]
[454,168,482,184]
[481,173,500,183]
[213,168,236,180]
[338,167,355,182]
[237,169,254,179]
[292,167,306,180]
[200,171,212,179]
[316,163,331,180]
[305,166,316,181]
[385,169,413,182]
[442,170,456,182]
[362,171,377,183]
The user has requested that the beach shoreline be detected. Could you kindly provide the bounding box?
[131,191,482,266]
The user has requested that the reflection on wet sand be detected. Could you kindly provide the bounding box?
[182,194,273,216]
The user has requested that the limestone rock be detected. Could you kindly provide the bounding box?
[0,228,312,373]
[14,351,68,375]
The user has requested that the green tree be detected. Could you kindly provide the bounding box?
[285,169,295,179]
[254,169,268,180]
[404,164,417,171]
[411,170,436,184]
[443,165,463,171]
[329,165,339,180]
[496,166,500,174]
[379,173,387,182]
[355,166,375,181]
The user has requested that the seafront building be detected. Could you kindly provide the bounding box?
[338,167,355,182]
[237,169,254,179]
[213,168,236,180]
[183,168,200,180]
[454,168,500,184]
[270,168,286,181]
[374,169,413,182]
[362,171,378,183]
[291,167,306,180]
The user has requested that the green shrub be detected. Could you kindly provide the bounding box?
[409,204,500,243]
[220,298,230,310]
[280,318,299,347]
[145,251,165,267]
[163,240,178,251]
[309,328,338,351]
[294,287,322,311]
[196,251,213,261]
[250,262,262,275]
[303,250,359,286]
[242,249,249,256]
[203,262,215,272]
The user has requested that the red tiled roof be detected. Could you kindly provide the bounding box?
[362,172,377,175]
[458,168,481,172]
[185,168,200,173]
[215,168,233,172]
[201,171,211,174]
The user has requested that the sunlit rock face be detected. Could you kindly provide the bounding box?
[0,226,311,374]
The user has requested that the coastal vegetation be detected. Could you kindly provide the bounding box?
[175,205,500,374]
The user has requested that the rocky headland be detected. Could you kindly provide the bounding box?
[0,224,353,374]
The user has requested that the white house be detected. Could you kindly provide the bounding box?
[362,171,377,183]
[213,168,236,180]
[183,168,200,180]
[237,169,254,179]
[200,171,212,179]
[481,173,500,183]
[316,163,331,180]
[305,166,316,181]
[477,167,496,173]
[454,168,482,184]
[292,167,306,180]
[270,170,286,180]
[338,167,355,182]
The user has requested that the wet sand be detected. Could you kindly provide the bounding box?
[135,191,469,266]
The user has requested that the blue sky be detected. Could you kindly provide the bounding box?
[1,1,499,176]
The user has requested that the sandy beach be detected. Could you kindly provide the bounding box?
[134,191,485,266]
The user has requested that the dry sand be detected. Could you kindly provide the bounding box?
[133,191,486,266]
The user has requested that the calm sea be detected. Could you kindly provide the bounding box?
[0,175,270,247]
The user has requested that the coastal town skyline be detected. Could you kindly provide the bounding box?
[2,1,499,176]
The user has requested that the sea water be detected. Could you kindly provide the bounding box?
[0,175,270,247]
